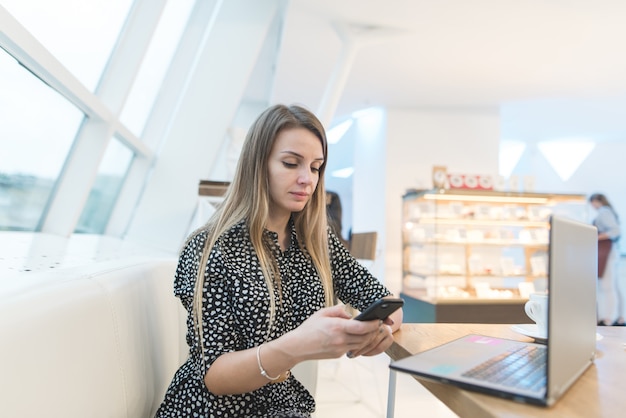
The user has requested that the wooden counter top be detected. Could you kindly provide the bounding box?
[387,323,626,418]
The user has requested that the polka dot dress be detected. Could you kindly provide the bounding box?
[155,220,391,417]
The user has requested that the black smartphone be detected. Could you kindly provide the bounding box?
[354,297,404,321]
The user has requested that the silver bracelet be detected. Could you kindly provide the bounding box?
[256,344,281,381]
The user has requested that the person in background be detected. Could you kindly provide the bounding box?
[326,190,349,247]
[589,193,624,326]
[155,104,402,417]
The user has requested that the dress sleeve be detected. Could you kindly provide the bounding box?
[173,232,246,375]
[173,232,206,312]
[328,229,391,311]
[197,241,247,372]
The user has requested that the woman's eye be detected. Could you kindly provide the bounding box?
[282,162,297,168]
[311,166,321,173]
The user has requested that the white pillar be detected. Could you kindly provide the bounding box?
[125,0,282,251]
[317,23,405,127]
[317,23,359,127]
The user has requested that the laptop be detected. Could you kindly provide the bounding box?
[390,215,597,406]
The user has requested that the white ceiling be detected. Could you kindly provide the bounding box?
[269,0,626,138]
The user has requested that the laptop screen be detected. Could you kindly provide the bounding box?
[546,215,597,402]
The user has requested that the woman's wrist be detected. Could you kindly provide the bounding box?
[271,330,307,365]
[256,344,291,383]
[257,337,299,382]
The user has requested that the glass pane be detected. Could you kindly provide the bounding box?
[0,49,84,231]
[74,137,134,234]
[119,0,195,136]
[2,0,133,91]
[75,136,134,234]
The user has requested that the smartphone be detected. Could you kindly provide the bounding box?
[354,297,404,321]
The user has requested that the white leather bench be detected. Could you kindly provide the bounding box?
[0,248,317,417]
[0,256,187,417]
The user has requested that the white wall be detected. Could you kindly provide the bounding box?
[350,108,387,279]
[380,108,500,295]
[510,140,626,253]
[502,98,626,254]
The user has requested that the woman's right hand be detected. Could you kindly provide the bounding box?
[278,305,385,362]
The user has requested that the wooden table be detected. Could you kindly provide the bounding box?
[386,323,626,418]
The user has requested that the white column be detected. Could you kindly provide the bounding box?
[317,23,359,128]
[107,0,220,237]
[317,23,404,127]
[125,0,282,251]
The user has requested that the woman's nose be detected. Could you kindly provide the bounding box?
[298,168,313,184]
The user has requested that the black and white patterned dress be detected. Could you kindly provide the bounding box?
[155,220,391,417]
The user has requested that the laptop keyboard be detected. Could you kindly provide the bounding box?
[462,344,547,392]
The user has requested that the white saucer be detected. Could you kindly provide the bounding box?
[511,324,547,342]
[512,324,604,342]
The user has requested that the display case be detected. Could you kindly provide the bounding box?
[400,188,587,323]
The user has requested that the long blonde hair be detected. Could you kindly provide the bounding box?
[188,104,333,346]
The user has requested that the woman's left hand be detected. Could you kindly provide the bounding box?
[347,317,395,358]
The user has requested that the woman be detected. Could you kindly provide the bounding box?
[589,193,624,326]
[155,104,402,417]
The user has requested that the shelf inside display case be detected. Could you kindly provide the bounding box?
[400,290,532,324]
[400,188,587,323]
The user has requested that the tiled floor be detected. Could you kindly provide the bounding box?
[313,352,458,418]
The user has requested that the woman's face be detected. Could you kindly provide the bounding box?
[267,127,324,220]
[590,200,602,210]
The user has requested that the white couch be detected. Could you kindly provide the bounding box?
[0,256,188,417]
[0,253,317,417]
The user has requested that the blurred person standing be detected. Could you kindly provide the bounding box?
[589,193,624,326]
[326,190,348,247]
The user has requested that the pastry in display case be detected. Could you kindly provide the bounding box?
[400,188,587,323]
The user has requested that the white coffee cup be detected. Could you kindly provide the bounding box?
[524,292,548,337]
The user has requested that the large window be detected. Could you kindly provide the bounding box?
[0,0,226,236]
[75,137,134,234]
[1,0,134,232]
[120,0,195,136]
[0,48,83,231]
[2,0,133,91]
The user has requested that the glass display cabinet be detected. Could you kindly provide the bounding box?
[400,188,588,323]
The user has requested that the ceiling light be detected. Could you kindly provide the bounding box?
[537,139,595,182]
[327,119,353,144]
[331,167,354,178]
[499,140,526,178]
